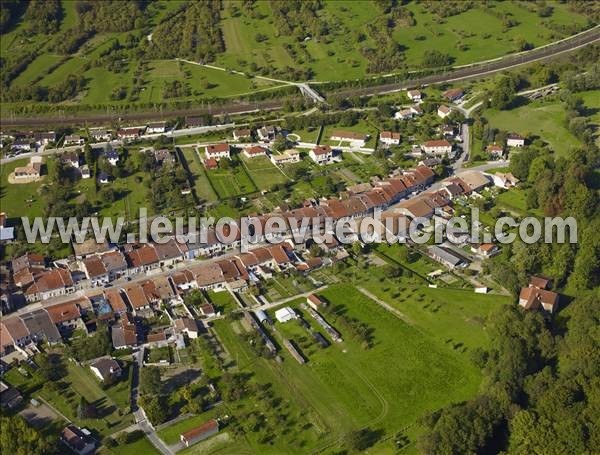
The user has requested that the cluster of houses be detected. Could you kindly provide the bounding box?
[2,131,56,154]
[2,121,171,154]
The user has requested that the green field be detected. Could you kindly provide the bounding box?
[217,1,590,81]
[483,90,600,157]
[101,435,161,455]
[393,1,588,69]
[1,0,593,116]
[204,153,257,199]
[0,158,53,218]
[204,254,508,453]
[180,148,219,203]
[36,361,134,437]
[239,154,289,190]
[484,99,582,157]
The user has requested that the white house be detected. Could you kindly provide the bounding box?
[90,129,112,141]
[146,121,166,134]
[507,133,525,147]
[407,89,421,102]
[410,105,423,116]
[422,140,452,155]
[64,135,85,146]
[12,139,32,151]
[309,145,333,165]
[394,109,413,120]
[257,125,278,142]
[330,130,367,147]
[233,128,252,141]
[103,150,119,166]
[98,172,110,184]
[61,152,80,168]
[491,172,519,189]
[243,145,268,159]
[80,165,91,179]
[275,306,297,323]
[270,149,301,165]
[89,357,121,382]
[486,144,504,158]
[437,105,451,118]
[205,143,231,161]
[380,131,401,146]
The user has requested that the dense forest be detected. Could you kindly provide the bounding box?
[418,294,600,454]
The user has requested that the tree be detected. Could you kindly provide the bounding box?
[490,75,518,110]
[0,415,54,455]
[271,134,288,152]
[37,353,65,381]
[140,366,162,395]
[139,394,169,425]
[352,241,363,257]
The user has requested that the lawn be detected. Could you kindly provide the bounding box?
[36,361,134,437]
[495,187,543,217]
[206,289,240,313]
[180,148,218,203]
[101,434,161,455]
[0,157,53,218]
[146,346,172,364]
[483,97,584,157]
[75,169,152,221]
[239,154,289,191]
[204,154,257,199]
[157,409,220,445]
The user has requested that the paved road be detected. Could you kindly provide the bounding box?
[2,27,597,127]
[130,347,174,455]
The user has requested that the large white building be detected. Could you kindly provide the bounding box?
[205,143,231,161]
[309,145,333,165]
[275,307,297,323]
[421,140,452,156]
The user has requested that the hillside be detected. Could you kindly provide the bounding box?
[0,0,595,114]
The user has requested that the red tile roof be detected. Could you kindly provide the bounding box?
[123,284,150,309]
[181,419,218,443]
[312,145,331,155]
[206,143,230,154]
[104,289,129,313]
[83,256,108,278]
[46,301,81,324]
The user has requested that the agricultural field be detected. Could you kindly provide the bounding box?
[392,1,589,69]
[217,0,590,81]
[2,0,593,117]
[197,253,510,453]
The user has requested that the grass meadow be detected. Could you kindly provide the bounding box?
[201,254,509,453]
